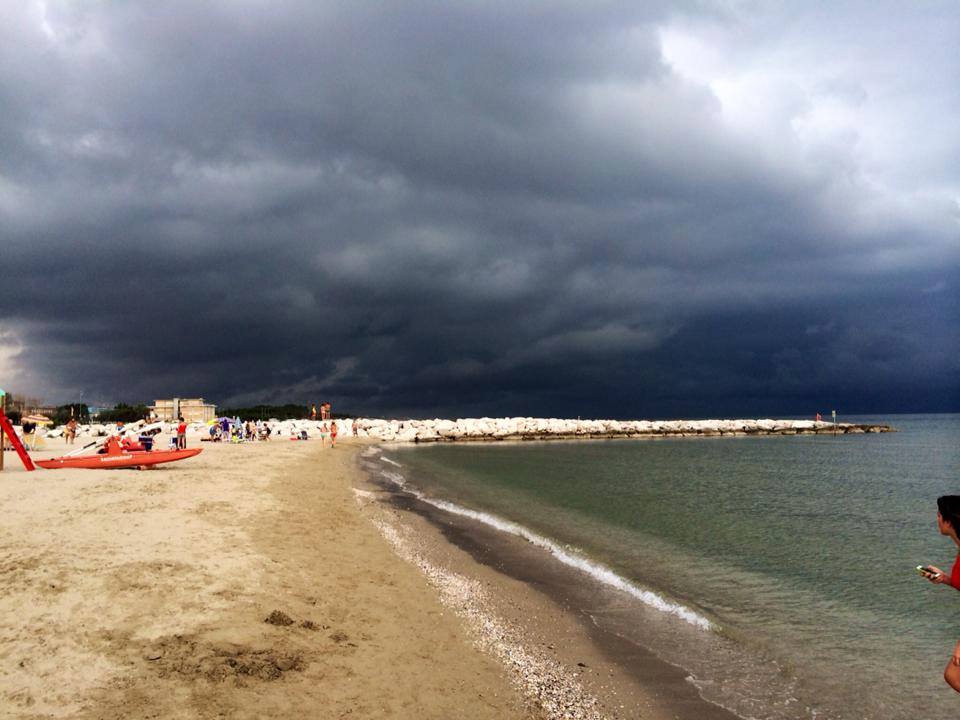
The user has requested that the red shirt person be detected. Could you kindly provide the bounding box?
[176,418,187,449]
[922,495,960,692]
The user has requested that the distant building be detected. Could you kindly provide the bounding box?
[3,395,40,416]
[150,397,217,423]
[3,396,56,418]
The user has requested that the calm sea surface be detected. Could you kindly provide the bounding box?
[381,414,960,719]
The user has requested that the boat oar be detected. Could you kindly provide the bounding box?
[62,437,106,458]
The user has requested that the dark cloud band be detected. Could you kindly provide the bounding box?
[1,2,957,415]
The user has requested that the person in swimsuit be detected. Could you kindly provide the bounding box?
[921,495,960,691]
[330,421,338,448]
[65,418,78,444]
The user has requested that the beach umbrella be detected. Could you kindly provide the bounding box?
[21,414,52,451]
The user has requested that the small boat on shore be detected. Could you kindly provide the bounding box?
[36,436,201,470]
[36,448,201,469]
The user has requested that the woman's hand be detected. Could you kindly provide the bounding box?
[924,565,948,583]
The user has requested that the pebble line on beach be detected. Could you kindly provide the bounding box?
[365,509,606,720]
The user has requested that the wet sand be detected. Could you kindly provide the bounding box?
[356,453,740,720]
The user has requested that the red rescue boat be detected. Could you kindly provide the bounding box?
[36,436,202,470]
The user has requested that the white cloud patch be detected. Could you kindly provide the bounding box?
[0,326,28,393]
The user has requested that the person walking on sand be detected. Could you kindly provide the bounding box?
[319,422,328,448]
[330,420,338,448]
[920,495,960,692]
[176,417,187,450]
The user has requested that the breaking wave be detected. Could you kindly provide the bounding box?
[375,464,713,631]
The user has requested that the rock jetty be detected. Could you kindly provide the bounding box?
[32,417,894,445]
[353,417,894,444]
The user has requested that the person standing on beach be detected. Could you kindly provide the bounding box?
[65,417,77,444]
[21,419,36,449]
[330,420,338,448]
[176,417,187,450]
[920,495,960,692]
[319,422,328,448]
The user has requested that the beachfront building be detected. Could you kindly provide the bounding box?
[150,398,217,423]
[2,395,50,417]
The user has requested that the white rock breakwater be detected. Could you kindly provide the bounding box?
[354,417,894,444]
[32,416,893,445]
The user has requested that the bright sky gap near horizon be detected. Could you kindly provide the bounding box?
[1,1,957,418]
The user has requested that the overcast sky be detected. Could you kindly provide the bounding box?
[1,1,957,417]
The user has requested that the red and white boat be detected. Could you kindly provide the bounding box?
[35,435,201,470]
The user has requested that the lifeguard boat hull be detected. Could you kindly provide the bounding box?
[36,448,202,470]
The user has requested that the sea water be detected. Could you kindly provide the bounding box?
[376,415,960,719]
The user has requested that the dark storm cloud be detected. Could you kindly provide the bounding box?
[1,1,957,416]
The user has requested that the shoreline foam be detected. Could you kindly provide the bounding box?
[372,463,713,630]
[366,511,606,720]
[357,451,742,720]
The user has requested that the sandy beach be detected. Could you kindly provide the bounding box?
[1,437,535,719]
[0,434,744,719]
[2,0,951,714]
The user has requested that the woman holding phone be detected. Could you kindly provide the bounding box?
[921,495,960,691]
